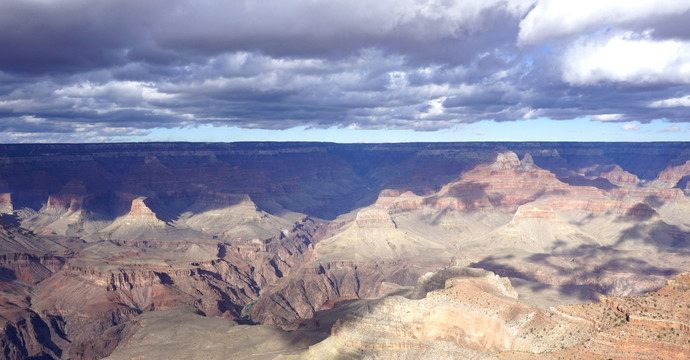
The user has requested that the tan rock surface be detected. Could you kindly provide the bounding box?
[295,270,690,360]
[175,191,302,240]
[105,306,325,360]
[0,193,12,214]
[654,160,690,188]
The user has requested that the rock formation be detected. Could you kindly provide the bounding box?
[0,142,688,359]
[176,190,302,240]
[99,197,168,240]
[0,193,12,214]
[295,269,690,360]
[654,160,690,188]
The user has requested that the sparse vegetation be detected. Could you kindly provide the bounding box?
[241,300,258,323]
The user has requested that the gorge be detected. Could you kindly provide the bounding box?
[0,142,689,359]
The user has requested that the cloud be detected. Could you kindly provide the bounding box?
[0,0,531,72]
[621,122,640,131]
[152,0,535,59]
[1,1,690,142]
[591,113,624,121]
[660,124,682,132]
[518,0,690,45]
[562,31,690,85]
[649,95,690,107]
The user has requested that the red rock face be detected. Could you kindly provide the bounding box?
[657,160,690,187]
[127,197,157,219]
[430,152,570,211]
[46,194,83,212]
[44,180,88,211]
[368,151,680,222]
[540,197,658,218]
[599,165,640,187]
[610,186,684,202]
[375,190,425,213]
[0,192,12,214]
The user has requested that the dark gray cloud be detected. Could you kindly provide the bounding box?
[1,0,690,142]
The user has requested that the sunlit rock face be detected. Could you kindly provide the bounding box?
[0,192,12,214]
[299,270,690,360]
[0,142,688,359]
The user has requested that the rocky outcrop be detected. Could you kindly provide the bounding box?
[599,273,690,330]
[297,270,690,360]
[375,190,425,214]
[0,193,12,214]
[46,194,84,213]
[431,150,570,212]
[0,310,68,359]
[177,191,302,239]
[44,180,88,212]
[125,197,160,220]
[300,269,592,359]
[0,253,64,284]
[251,260,425,329]
[0,175,11,214]
[26,257,262,358]
[314,209,446,262]
[598,164,640,187]
[99,197,168,240]
[353,208,396,229]
[654,160,690,188]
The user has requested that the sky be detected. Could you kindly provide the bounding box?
[1,0,689,143]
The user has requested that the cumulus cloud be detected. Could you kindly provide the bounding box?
[649,95,690,107]
[621,122,640,131]
[562,31,690,85]
[518,0,690,45]
[0,0,690,141]
[591,114,624,121]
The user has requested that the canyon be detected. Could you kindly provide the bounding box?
[0,142,689,359]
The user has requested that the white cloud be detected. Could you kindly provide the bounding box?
[21,115,45,123]
[417,97,447,119]
[591,113,623,121]
[521,108,539,119]
[387,71,409,90]
[562,32,690,85]
[660,124,681,132]
[649,95,690,107]
[621,122,640,131]
[55,81,175,105]
[518,0,690,45]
